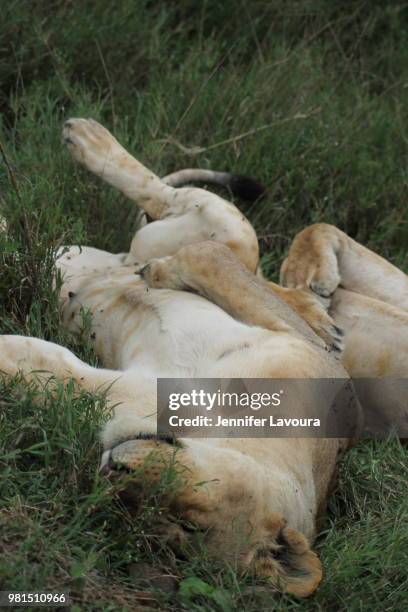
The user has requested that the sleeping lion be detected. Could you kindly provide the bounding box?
[0,119,406,597]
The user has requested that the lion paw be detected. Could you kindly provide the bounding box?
[277,288,344,352]
[281,255,341,298]
[280,224,344,298]
[138,256,185,291]
[62,118,125,175]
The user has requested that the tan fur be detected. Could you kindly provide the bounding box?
[0,119,355,596]
[3,230,359,596]
[2,119,406,596]
[281,223,408,435]
[63,119,259,272]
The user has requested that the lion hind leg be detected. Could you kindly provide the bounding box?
[62,118,174,219]
[281,223,408,310]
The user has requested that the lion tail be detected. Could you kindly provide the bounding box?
[161,168,266,203]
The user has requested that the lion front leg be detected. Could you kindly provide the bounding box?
[268,284,344,352]
[0,335,124,399]
[139,241,343,351]
[139,242,292,332]
[0,335,159,467]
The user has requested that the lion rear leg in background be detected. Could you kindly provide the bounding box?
[281,223,408,435]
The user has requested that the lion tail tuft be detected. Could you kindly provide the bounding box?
[162,168,266,203]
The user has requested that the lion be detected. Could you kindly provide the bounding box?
[0,119,406,597]
[59,119,407,425]
[280,223,408,435]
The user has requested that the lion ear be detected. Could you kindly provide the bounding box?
[254,526,322,597]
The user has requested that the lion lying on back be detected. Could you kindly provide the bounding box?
[1,119,406,597]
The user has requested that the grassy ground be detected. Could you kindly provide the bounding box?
[0,1,407,610]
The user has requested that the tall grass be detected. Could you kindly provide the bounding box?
[0,1,407,609]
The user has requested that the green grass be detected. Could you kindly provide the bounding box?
[0,1,407,609]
